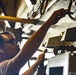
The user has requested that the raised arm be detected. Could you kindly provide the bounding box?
[11,8,68,73]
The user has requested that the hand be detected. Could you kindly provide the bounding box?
[50,8,69,24]
[36,52,44,64]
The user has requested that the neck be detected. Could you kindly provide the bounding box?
[0,52,10,62]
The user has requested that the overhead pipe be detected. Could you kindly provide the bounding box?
[0,15,42,24]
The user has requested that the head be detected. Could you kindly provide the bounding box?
[0,32,20,62]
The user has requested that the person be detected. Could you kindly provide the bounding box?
[0,8,68,75]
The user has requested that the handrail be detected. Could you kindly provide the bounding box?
[0,15,42,25]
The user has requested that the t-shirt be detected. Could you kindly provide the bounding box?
[0,60,19,75]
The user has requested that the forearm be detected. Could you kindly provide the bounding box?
[22,61,40,75]
[21,16,53,60]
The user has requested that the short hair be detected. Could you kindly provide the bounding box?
[0,31,15,45]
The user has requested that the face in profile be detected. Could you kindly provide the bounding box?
[0,33,20,59]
